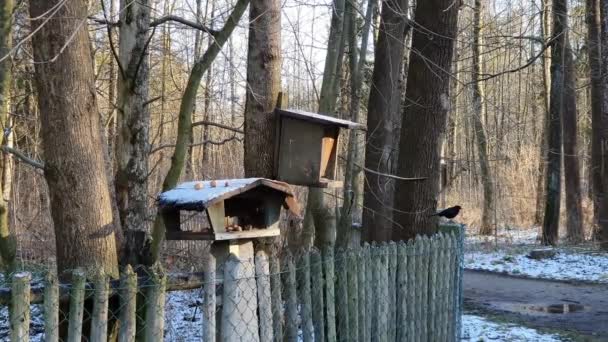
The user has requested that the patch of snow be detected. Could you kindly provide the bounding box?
[462,314,568,341]
[465,250,608,283]
[158,178,264,208]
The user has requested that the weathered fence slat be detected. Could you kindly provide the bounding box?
[336,248,349,341]
[348,249,359,342]
[388,242,398,342]
[90,274,109,342]
[379,243,390,342]
[447,232,458,341]
[414,236,424,342]
[323,246,337,342]
[118,265,137,342]
[204,253,217,342]
[363,244,372,342]
[67,269,86,342]
[310,248,325,342]
[406,240,416,342]
[11,272,31,342]
[269,253,283,341]
[427,236,439,342]
[283,252,298,341]
[357,246,366,342]
[255,250,274,342]
[438,234,450,342]
[144,266,167,342]
[396,242,408,342]
[44,271,59,342]
[297,249,314,342]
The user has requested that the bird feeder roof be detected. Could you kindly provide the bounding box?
[157,178,300,215]
[276,108,365,130]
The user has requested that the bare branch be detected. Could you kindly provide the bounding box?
[150,15,220,36]
[149,136,242,154]
[192,120,244,134]
[2,146,44,170]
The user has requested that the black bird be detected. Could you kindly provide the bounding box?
[429,205,462,219]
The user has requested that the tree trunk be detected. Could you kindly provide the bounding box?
[0,0,16,271]
[471,0,495,236]
[150,0,250,261]
[597,1,608,249]
[29,0,119,277]
[361,0,409,243]
[392,0,460,240]
[562,41,584,243]
[587,0,602,232]
[542,0,567,246]
[115,0,151,265]
[243,0,282,179]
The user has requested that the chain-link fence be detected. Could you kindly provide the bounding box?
[0,227,463,341]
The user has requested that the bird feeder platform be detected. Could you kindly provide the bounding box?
[158,178,300,241]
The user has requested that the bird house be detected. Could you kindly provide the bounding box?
[158,178,300,241]
[273,108,365,187]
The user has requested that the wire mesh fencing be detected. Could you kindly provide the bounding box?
[0,225,463,341]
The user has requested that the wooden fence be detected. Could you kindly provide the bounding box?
[1,227,463,341]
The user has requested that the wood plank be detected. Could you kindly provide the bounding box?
[166,228,280,241]
[206,201,226,233]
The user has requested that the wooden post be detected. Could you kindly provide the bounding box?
[282,252,298,341]
[438,234,449,342]
[427,236,439,342]
[44,271,59,342]
[323,246,337,342]
[363,244,372,342]
[204,253,217,342]
[347,249,359,342]
[269,254,283,341]
[396,242,408,342]
[420,237,430,342]
[415,237,424,342]
[118,265,137,342]
[297,249,314,342]
[255,250,273,341]
[67,269,86,342]
[447,233,457,342]
[378,243,389,341]
[406,240,416,342]
[310,248,325,342]
[357,246,366,342]
[336,248,349,341]
[90,274,109,342]
[144,266,167,341]
[11,272,31,342]
[388,242,398,341]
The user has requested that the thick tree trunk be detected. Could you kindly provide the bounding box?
[542,0,567,246]
[150,0,250,261]
[587,0,602,232]
[597,1,608,249]
[562,42,584,243]
[362,0,409,243]
[392,0,460,240]
[29,0,119,277]
[471,0,495,236]
[115,0,151,265]
[0,0,16,271]
[243,0,282,179]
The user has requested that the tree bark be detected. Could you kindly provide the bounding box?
[243,0,282,179]
[362,0,409,243]
[392,0,460,240]
[542,0,567,246]
[115,0,152,265]
[471,0,495,236]
[29,0,119,277]
[597,1,608,249]
[562,40,584,243]
[150,0,250,261]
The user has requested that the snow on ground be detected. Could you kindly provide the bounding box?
[462,314,568,341]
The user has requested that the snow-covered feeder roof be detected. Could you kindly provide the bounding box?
[158,178,299,215]
[276,108,365,130]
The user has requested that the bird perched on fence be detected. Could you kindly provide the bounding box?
[429,205,462,219]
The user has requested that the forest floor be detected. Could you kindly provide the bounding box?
[463,227,608,341]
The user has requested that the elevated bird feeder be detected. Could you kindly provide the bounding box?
[273,108,365,188]
[158,178,300,241]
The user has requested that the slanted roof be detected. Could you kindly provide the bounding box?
[276,108,365,130]
[158,178,299,215]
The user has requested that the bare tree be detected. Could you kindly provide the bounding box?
[29,0,119,277]
[392,0,460,240]
[597,0,608,249]
[362,0,409,243]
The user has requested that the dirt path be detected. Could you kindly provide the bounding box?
[464,270,608,339]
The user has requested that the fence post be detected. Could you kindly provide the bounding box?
[427,235,439,342]
[203,253,216,342]
[119,265,137,342]
[388,242,398,342]
[357,245,366,342]
[144,265,167,341]
[11,272,31,342]
[323,246,336,342]
[269,253,283,341]
[379,243,389,342]
[348,248,359,342]
[44,271,59,342]
[255,249,273,342]
[438,234,450,342]
[310,248,325,342]
[67,269,86,342]
[336,248,349,341]
[90,274,109,342]
[282,252,298,341]
[396,242,408,342]
[363,243,372,342]
[297,249,314,342]
[406,240,415,342]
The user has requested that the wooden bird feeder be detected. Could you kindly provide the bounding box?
[273,108,365,188]
[158,178,300,241]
